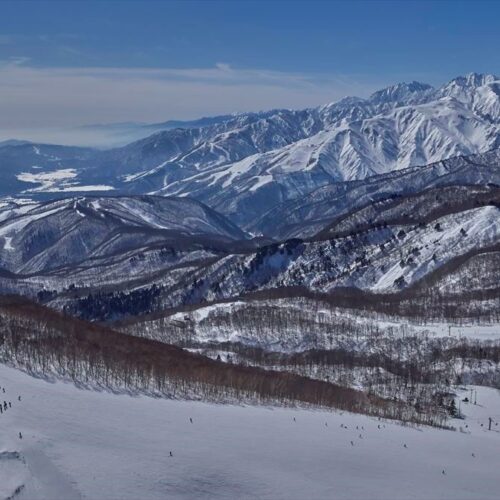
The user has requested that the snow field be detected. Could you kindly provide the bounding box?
[0,364,499,500]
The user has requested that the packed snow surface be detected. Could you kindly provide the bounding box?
[0,364,499,500]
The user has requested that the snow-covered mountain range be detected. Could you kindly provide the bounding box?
[0,73,498,231]
[144,73,499,227]
[0,73,498,322]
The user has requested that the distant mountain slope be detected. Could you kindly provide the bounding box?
[150,199,500,305]
[0,196,247,274]
[0,180,497,325]
[254,148,500,238]
[19,182,492,322]
[0,143,97,197]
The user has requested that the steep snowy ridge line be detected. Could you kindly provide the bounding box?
[141,73,500,226]
[0,72,499,231]
[256,148,500,238]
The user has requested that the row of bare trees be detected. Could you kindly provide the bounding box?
[0,296,445,426]
[122,295,500,427]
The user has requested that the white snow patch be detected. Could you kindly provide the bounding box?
[54,184,114,192]
[3,236,14,251]
[16,169,114,193]
[17,169,77,192]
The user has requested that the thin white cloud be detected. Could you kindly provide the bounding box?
[0,62,387,146]
[215,62,232,72]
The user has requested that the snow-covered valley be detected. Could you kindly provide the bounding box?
[1,364,499,500]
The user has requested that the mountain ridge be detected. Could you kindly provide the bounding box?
[0,72,499,233]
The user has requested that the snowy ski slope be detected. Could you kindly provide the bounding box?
[0,364,499,500]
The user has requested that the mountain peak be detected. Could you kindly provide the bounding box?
[320,96,366,111]
[369,81,434,105]
[438,73,500,106]
[449,72,499,88]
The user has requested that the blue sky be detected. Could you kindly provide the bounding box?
[0,0,499,143]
